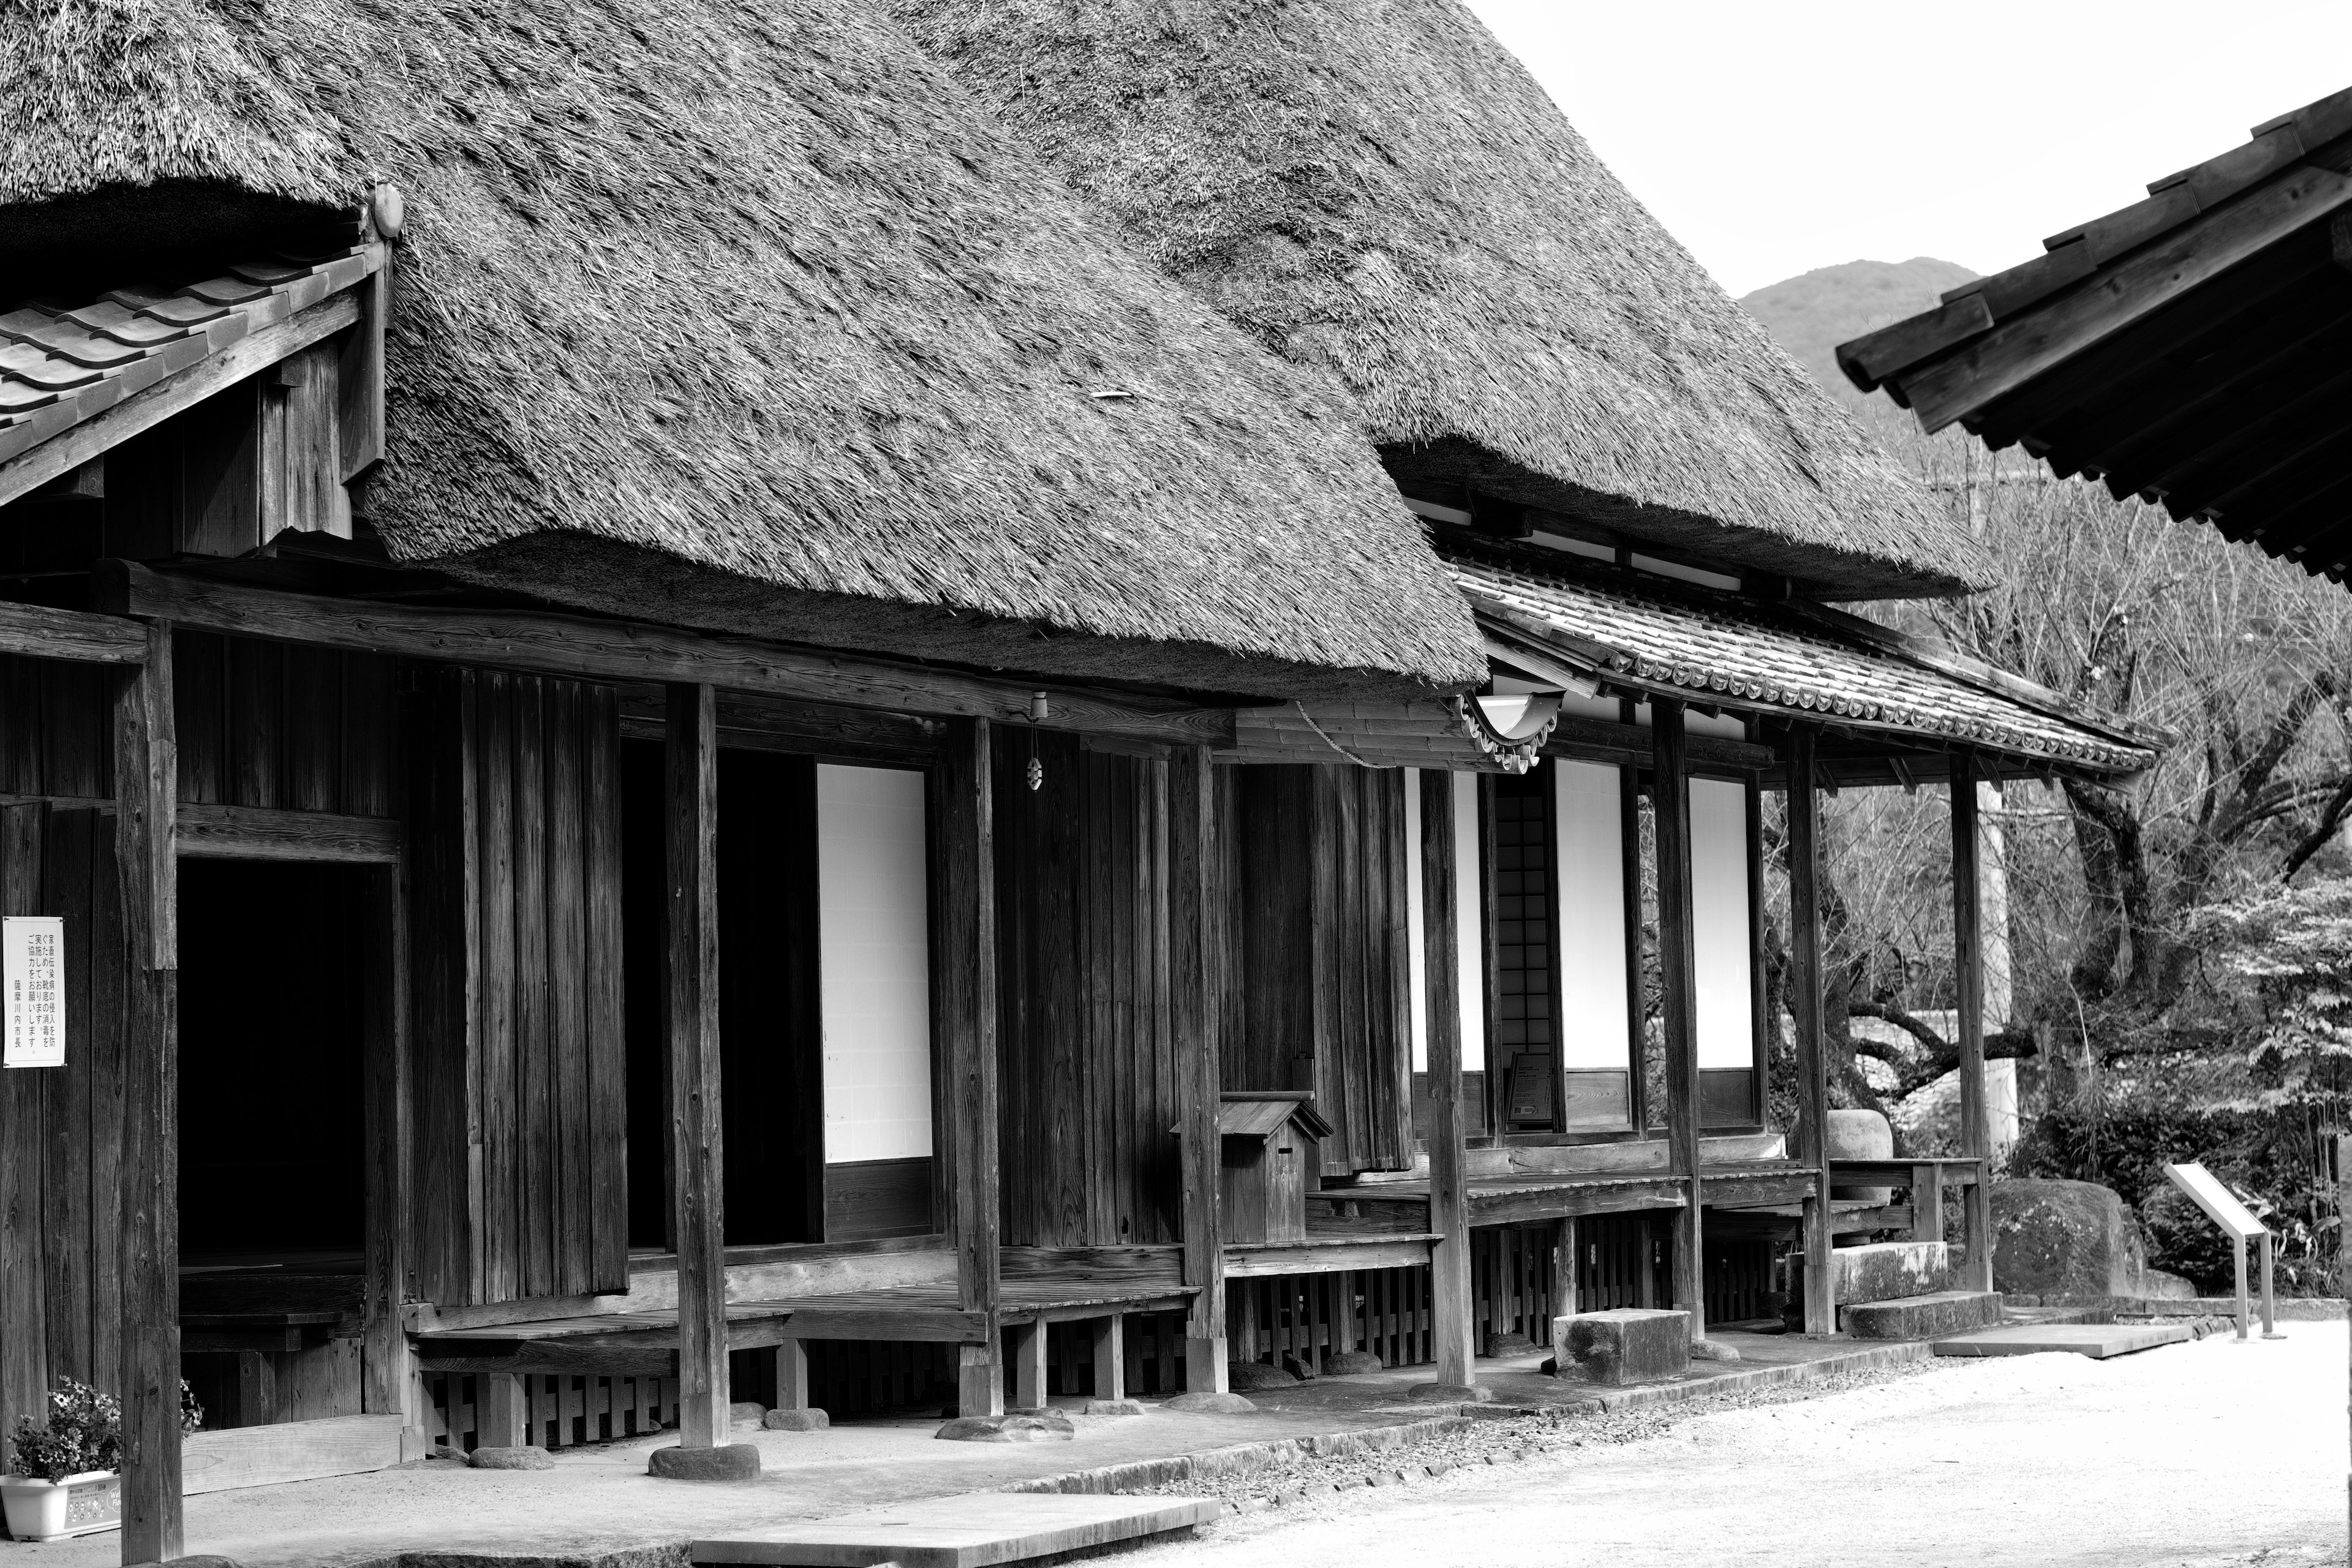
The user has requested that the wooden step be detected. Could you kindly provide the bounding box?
[694,1491,1222,1566]
[1842,1289,2003,1341]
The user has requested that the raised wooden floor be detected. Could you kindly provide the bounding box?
[1331,1162,1820,1226]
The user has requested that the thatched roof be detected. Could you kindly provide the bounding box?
[0,0,1486,701]
[886,0,1994,602]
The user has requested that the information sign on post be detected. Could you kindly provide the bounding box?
[2162,1160,2280,1342]
[2,915,65,1069]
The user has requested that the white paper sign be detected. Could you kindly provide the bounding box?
[2162,1161,2266,1240]
[3,916,65,1068]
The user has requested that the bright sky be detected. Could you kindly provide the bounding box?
[1466,1,2352,298]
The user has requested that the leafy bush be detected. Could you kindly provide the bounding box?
[7,1378,205,1482]
[2138,1183,2240,1294]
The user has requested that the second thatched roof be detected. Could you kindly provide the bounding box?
[0,0,1487,701]
[888,0,1992,601]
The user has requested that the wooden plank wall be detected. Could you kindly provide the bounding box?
[0,804,123,1445]
[409,668,628,1306]
[991,731,1182,1249]
[1224,765,1415,1175]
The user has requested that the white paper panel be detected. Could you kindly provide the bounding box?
[1453,777,1485,1072]
[1691,776,1755,1071]
[1405,768,1428,1071]
[1551,761,1629,1070]
[818,765,933,1163]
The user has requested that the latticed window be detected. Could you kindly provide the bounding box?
[1491,767,1558,1129]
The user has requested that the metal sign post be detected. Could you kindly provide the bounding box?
[2161,1161,2281,1341]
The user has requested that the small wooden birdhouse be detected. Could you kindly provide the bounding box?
[1216,1092,1336,1245]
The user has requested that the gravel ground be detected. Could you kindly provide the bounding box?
[1112,1329,2349,1568]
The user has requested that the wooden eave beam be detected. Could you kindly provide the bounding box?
[93,561,1237,746]
[1899,165,2352,432]
[0,598,150,664]
[0,291,364,508]
[2164,402,2352,519]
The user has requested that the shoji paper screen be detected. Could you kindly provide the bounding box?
[817,764,933,1163]
[1690,775,1757,1118]
[1553,761,1631,1125]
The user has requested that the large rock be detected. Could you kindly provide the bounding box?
[1991,1178,2149,1299]
[1552,1308,1689,1387]
[1226,1360,1297,1391]
[1827,1109,1895,1202]
[647,1443,761,1479]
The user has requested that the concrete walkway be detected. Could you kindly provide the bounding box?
[9,1334,1890,1567]
[1122,1328,2350,1568]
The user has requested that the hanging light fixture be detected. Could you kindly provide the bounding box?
[1026,692,1049,790]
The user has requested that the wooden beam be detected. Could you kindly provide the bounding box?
[1651,699,1706,1338]
[1091,1316,1124,1402]
[0,600,148,666]
[1901,165,2352,432]
[1222,1238,1436,1276]
[0,291,364,508]
[115,619,181,1561]
[1951,749,1995,1292]
[1170,744,1228,1391]
[360,862,418,1429]
[938,718,1003,1417]
[176,802,401,862]
[665,682,731,1450]
[94,562,1235,747]
[336,250,390,481]
[1419,768,1476,1389]
[1785,726,1835,1337]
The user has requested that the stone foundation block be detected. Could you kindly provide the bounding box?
[1843,1289,2003,1340]
[1552,1308,1691,1386]
[1324,1350,1384,1375]
[935,1412,1076,1442]
[762,1408,829,1430]
[1164,1391,1257,1414]
[1833,1241,1954,1306]
[647,1443,762,1480]
[468,1446,554,1471]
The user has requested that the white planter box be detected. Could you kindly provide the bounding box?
[1,1469,122,1542]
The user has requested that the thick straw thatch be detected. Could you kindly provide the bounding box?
[886,0,1994,601]
[1,0,1486,699]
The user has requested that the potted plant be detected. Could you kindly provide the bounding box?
[1,1378,202,1543]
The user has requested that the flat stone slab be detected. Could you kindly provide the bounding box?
[1931,1322,2198,1360]
[1843,1290,2003,1340]
[695,1491,1223,1566]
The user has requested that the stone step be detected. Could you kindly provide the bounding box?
[1842,1289,2004,1340]
[1931,1321,2198,1360]
[1830,1241,1951,1306]
[696,1493,1221,1566]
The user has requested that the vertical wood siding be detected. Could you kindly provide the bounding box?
[1226,765,1415,1175]
[0,805,123,1441]
[409,668,628,1305]
[992,733,1181,1248]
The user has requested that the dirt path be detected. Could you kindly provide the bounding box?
[1120,1330,2348,1568]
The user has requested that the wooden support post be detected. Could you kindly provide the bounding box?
[1785,725,1836,1336]
[778,1341,812,1411]
[1012,1322,1048,1410]
[1913,1163,1945,1245]
[116,619,180,1564]
[1653,699,1706,1338]
[1950,747,1995,1293]
[1420,769,1477,1389]
[1092,1316,1125,1401]
[940,718,1003,1417]
[477,1374,530,1448]
[665,682,731,1450]
[1170,744,1228,1390]
[361,861,418,1427]
[1551,1218,1578,1319]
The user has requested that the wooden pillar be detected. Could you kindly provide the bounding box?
[777,1341,811,1411]
[665,682,730,1449]
[1550,1218,1578,1319]
[477,1373,530,1448]
[1653,699,1706,1337]
[939,718,1003,1415]
[1011,1321,1047,1409]
[1091,1316,1125,1401]
[116,619,179,1565]
[1420,769,1477,1388]
[1785,725,1835,1336]
[1950,747,1994,1292]
[361,861,418,1425]
[1170,745,1227,1389]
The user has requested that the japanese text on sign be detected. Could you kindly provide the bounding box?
[4,916,65,1068]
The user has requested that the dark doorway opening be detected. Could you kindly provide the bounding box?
[176,857,372,1429]
[619,740,823,1250]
